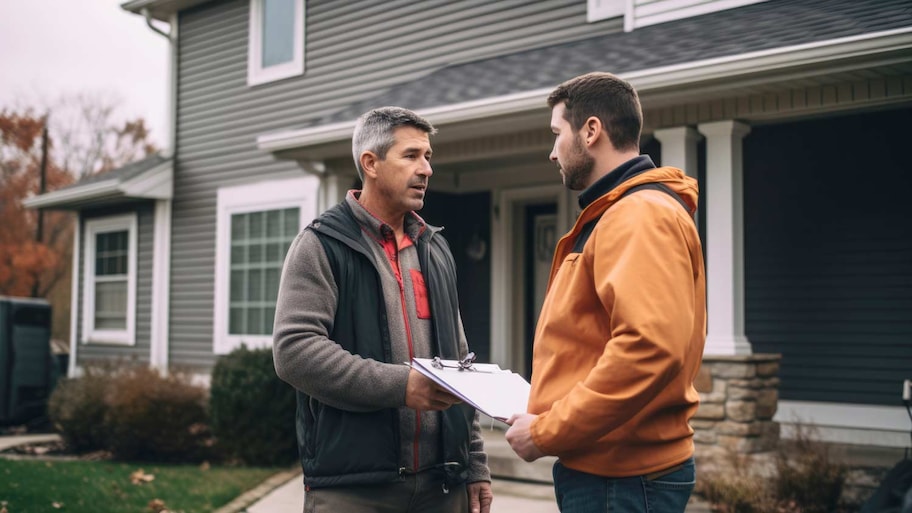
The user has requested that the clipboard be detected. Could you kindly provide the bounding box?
[411,354,530,422]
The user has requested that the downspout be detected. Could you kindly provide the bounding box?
[141,8,170,39]
[141,8,176,157]
[141,8,176,375]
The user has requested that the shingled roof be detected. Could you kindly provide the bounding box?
[316,0,911,126]
[60,153,170,189]
[23,153,173,210]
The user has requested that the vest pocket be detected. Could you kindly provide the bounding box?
[410,269,432,319]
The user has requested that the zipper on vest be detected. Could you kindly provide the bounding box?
[393,251,421,473]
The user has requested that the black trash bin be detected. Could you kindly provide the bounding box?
[0,296,52,426]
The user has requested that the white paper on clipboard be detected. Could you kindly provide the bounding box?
[411,357,530,421]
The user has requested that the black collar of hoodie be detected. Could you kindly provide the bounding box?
[578,155,657,210]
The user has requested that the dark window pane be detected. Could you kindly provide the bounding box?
[230,270,245,302]
[229,307,245,335]
[284,208,300,237]
[264,306,276,334]
[95,281,127,329]
[95,230,128,276]
[249,212,265,239]
[231,213,246,240]
[231,244,246,265]
[247,308,263,335]
[267,210,281,238]
[249,269,263,301]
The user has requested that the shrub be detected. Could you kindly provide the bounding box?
[698,422,849,513]
[210,345,297,466]
[103,366,211,463]
[773,424,847,513]
[47,364,114,453]
[699,475,777,513]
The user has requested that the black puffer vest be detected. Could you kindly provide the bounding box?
[296,201,474,489]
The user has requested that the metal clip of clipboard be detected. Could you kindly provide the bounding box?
[430,352,488,372]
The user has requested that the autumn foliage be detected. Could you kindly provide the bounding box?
[1,102,156,343]
[0,110,73,298]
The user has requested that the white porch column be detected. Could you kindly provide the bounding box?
[652,126,702,178]
[317,172,345,214]
[698,120,752,355]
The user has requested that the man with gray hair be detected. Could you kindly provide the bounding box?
[274,106,493,513]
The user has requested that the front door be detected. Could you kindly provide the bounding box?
[522,203,557,378]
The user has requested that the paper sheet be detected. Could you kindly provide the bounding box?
[411,357,530,421]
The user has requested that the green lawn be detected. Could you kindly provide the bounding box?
[0,458,285,513]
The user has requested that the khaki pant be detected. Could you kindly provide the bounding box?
[303,472,468,513]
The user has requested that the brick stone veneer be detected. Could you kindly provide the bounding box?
[692,354,781,468]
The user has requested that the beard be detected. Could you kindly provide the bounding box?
[560,134,595,191]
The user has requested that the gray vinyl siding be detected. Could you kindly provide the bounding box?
[75,203,155,365]
[744,108,912,407]
[169,0,626,369]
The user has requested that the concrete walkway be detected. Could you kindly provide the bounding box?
[240,427,561,512]
[0,433,60,452]
[240,427,710,513]
[245,475,560,513]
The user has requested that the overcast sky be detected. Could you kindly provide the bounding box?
[0,0,169,146]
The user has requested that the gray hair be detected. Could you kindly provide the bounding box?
[351,106,437,180]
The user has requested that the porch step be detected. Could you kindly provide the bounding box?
[482,426,555,483]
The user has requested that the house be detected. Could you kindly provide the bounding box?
[25,0,912,453]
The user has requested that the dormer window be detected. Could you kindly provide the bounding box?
[247,0,305,86]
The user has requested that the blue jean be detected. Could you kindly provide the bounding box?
[552,458,695,513]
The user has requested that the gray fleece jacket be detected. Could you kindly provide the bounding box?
[273,192,489,484]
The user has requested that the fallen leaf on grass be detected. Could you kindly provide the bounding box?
[147,498,168,512]
[52,501,63,509]
[130,469,155,485]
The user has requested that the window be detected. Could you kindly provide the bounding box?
[248,0,305,86]
[228,208,299,336]
[82,214,137,345]
[213,176,317,354]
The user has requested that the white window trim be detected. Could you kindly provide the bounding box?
[776,400,912,447]
[213,176,317,355]
[247,0,305,86]
[82,214,138,346]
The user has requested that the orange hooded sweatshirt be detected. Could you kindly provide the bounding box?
[528,164,706,478]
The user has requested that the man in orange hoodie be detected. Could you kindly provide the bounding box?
[505,72,707,512]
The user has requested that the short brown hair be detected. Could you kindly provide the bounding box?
[547,72,642,152]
